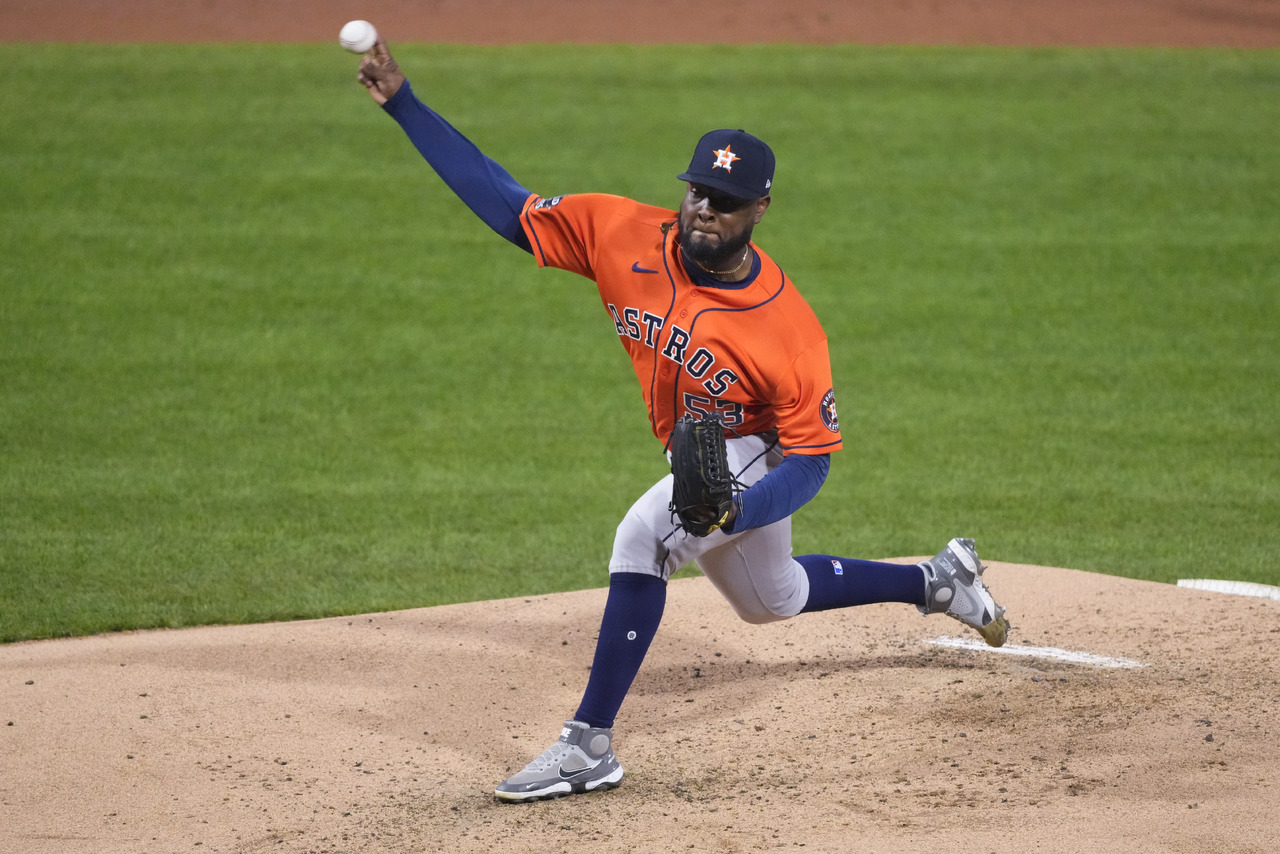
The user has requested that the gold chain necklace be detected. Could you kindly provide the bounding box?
[688,246,751,278]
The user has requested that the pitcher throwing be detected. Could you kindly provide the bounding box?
[353,36,1009,803]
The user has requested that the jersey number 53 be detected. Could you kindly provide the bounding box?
[683,394,743,426]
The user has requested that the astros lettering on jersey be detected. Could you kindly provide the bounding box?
[519,192,842,457]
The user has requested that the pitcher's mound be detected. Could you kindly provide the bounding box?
[3,561,1278,853]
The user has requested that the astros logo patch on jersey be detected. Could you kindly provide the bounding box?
[820,389,840,433]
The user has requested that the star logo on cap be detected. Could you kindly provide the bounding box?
[713,145,740,172]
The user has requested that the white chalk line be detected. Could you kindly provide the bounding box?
[1177,578,1280,601]
[925,636,1145,669]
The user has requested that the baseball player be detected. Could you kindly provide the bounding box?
[356,39,1009,803]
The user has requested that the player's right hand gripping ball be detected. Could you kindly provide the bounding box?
[669,415,738,537]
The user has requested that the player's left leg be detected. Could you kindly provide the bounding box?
[495,435,784,802]
[567,434,785,729]
[494,719,624,802]
[493,567,654,802]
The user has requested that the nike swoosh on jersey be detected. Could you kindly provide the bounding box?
[631,262,659,274]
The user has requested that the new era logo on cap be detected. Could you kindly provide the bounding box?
[678,129,775,200]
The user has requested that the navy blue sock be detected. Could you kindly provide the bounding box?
[796,554,927,613]
[574,572,667,729]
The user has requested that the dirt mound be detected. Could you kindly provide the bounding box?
[3,563,1278,852]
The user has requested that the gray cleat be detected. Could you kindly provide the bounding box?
[495,720,624,803]
[919,537,1010,647]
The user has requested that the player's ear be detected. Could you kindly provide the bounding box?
[752,195,772,223]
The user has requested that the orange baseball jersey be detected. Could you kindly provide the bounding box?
[519,192,842,456]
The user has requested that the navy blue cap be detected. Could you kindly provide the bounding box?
[677,128,775,200]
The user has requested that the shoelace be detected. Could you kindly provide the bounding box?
[523,741,571,772]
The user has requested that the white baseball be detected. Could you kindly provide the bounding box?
[339,20,378,54]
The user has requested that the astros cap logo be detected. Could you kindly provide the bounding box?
[677,128,776,200]
[713,145,741,172]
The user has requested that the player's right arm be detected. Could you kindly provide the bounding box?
[358,38,534,252]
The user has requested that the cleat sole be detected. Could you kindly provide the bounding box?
[977,614,1010,647]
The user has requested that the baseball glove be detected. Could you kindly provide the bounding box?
[668,415,739,537]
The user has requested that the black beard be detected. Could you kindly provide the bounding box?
[677,220,754,273]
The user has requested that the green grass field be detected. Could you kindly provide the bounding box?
[2,44,1276,642]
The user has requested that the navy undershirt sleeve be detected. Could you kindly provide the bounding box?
[382,80,534,252]
[726,453,830,533]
